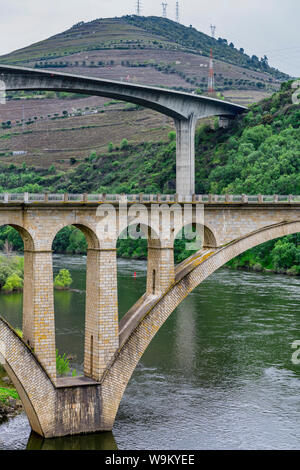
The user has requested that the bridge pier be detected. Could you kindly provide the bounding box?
[147,240,175,296]
[84,248,119,381]
[174,115,198,196]
[22,249,56,381]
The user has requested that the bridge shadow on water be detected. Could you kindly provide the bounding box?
[26,430,118,450]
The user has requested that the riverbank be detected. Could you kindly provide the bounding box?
[227,263,300,276]
[0,365,22,423]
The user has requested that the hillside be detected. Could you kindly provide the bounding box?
[0,15,290,171]
[1,16,288,82]
[0,81,298,194]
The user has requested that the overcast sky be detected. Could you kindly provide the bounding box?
[0,0,299,76]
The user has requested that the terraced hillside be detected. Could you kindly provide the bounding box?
[0,16,289,171]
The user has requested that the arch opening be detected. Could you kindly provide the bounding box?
[117,223,151,319]
[0,224,34,335]
[174,222,217,264]
[51,223,98,378]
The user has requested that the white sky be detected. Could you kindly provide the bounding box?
[0,0,299,77]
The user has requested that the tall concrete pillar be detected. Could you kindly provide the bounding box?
[147,240,175,296]
[174,114,198,196]
[23,250,56,381]
[84,248,119,381]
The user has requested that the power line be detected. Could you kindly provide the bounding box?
[207,48,215,94]
[162,2,168,19]
[210,24,216,39]
[176,1,180,23]
[136,0,141,16]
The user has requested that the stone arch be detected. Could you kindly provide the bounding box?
[173,221,217,265]
[117,222,162,316]
[0,222,36,348]
[0,221,35,251]
[101,219,300,424]
[50,222,100,251]
[50,222,100,376]
[0,317,56,437]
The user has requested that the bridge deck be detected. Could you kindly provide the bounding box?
[0,193,299,205]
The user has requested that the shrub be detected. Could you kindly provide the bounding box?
[2,273,23,293]
[120,138,129,150]
[56,350,70,376]
[168,131,176,142]
[54,269,72,290]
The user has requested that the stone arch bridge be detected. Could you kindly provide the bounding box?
[0,194,299,437]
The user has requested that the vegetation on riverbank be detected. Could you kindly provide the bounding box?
[0,255,73,292]
[54,269,73,290]
[227,234,300,275]
[0,255,24,292]
[0,365,21,423]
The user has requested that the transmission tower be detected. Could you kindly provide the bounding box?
[207,48,215,94]
[210,24,216,39]
[136,0,141,16]
[162,2,168,18]
[176,1,180,23]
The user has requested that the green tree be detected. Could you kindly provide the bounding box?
[271,240,297,270]
[54,269,73,289]
[3,273,23,293]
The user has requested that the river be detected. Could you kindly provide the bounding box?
[0,255,299,450]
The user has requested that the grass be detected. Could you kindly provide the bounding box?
[0,387,19,404]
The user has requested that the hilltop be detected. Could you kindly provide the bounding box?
[0,16,288,100]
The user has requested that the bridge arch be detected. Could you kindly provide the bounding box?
[0,223,36,349]
[0,317,55,436]
[101,219,300,423]
[174,221,217,263]
[50,222,101,375]
[50,222,100,251]
[0,221,34,251]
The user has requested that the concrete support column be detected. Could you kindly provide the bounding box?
[84,248,119,381]
[22,250,56,381]
[147,240,175,296]
[174,114,198,196]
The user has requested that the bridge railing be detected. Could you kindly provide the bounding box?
[0,193,299,204]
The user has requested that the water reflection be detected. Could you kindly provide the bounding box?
[26,431,118,450]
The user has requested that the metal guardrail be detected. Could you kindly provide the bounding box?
[0,193,299,204]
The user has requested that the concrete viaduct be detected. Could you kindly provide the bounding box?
[0,195,299,437]
[0,64,246,195]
